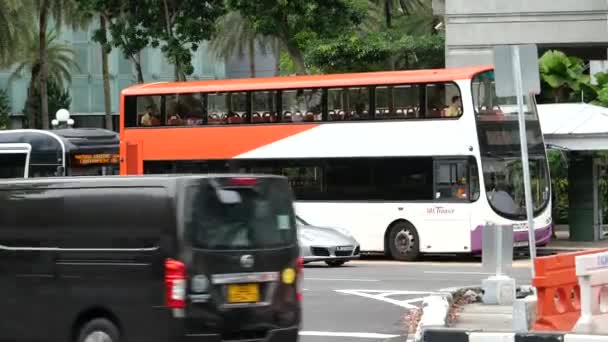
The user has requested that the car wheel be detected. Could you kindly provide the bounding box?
[77,318,119,342]
[325,260,346,267]
[388,221,420,261]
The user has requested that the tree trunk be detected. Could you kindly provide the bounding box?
[248,37,256,78]
[100,15,113,131]
[274,39,280,76]
[285,40,307,75]
[131,52,145,83]
[162,0,181,81]
[384,0,392,28]
[25,82,37,129]
[39,0,50,129]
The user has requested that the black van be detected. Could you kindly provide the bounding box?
[0,174,301,342]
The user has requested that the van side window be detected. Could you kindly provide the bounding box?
[60,187,169,248]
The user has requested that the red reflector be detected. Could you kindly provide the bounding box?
[229,177,257,186]
[165,258,186,309]
[296,257,304,302]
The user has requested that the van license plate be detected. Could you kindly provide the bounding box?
[227,283,259,303]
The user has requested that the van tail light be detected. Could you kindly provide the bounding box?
[165,258,187,309]
[296,257,304,302]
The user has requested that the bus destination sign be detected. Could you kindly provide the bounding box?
[72,153,119,166]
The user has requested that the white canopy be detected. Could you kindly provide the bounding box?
[536,103,608,151]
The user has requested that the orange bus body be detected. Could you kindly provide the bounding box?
[119,66,492,175]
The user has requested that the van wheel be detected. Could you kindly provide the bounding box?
[77,318,119,342]
[326,260,345,267]
[388,222,420,261]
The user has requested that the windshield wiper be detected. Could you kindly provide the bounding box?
[483,151,505,161]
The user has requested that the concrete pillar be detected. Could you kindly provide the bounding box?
[568,152,595,241]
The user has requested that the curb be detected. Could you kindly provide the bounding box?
[413,287,464,342]
[421,328,608,342]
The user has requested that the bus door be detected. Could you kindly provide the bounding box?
[0,143,32,179]
[120,141,143,175]
[427,159,474,252]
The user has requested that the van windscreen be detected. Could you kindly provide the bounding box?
[184,178,297,250]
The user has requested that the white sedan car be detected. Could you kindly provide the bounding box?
[297,216,360,267]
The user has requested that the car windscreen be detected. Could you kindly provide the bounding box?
[184,177,297,250]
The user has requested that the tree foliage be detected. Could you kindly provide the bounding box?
[0,0,35,68]
[227,0,367,74]
[538,50,589,103]
[23,80,71,129]
[305,32,444,73]
[0,89,10,129]
[137,0,226,80]
[209,11,275,77]
[77,0,225,81]
[10,29,79,91]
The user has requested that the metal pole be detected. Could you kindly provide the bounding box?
[512,46,537,278]
[496,222,503,277]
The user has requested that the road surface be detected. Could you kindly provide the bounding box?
[300,256,533,342]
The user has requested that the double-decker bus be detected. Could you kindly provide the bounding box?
[0,128,120,179]
[119,66,552,261]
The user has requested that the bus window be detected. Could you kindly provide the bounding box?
[0,153,27,178]
[166,93,204,126]
[136,96,162,127]
[208,92,248,125]
[30,165,63,177]
[426,83,462,118]
[328,87,370,121]
[281,89,322,122]
[252,91,278,123]
[208,92,229,124]
[375,85,421,119]
[434,160,468,200]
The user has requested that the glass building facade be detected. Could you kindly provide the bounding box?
[0,19,276,130]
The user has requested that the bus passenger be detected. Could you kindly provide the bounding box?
[141,106,160,126]
[446,96,462,117]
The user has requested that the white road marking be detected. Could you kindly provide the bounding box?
[300,331,400,339]
[306,277,380,282]
[335,289,439,309]
[423,271,494,275]
[350,259,531,268]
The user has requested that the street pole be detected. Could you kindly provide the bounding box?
[511,46,537,279]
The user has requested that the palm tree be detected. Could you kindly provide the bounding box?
[0,0,35,67]
[9,29,79,128]
[210,12,276,78]
[369,0,426,29]
[37,0,83,129]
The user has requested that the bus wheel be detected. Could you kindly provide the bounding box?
[388,222,420,261]
[77,318,120,342]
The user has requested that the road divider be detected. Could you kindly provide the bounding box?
[422,328,607,342]
[299,331,400,339]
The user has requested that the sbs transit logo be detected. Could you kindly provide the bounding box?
[426,206,455,215]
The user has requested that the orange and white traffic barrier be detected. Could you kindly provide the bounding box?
[572,250,608,334]
[532,248,608,331]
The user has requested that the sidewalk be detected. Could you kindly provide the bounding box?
[537,225,608,254]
